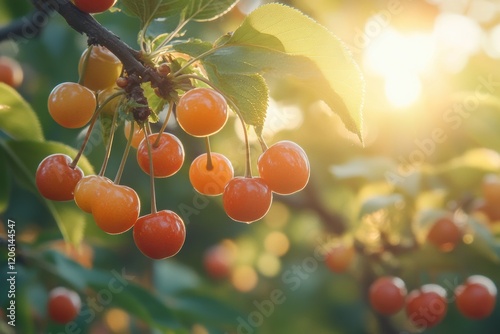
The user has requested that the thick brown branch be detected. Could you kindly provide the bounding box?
[33,0,150,77]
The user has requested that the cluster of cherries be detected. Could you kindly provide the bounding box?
[368,274,497,328]
[34,40,310,261]
[324,214,497,329]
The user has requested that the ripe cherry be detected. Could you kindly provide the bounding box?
[222,177,273,223]
[47,287,81,324]
[74,175,113,213]
[258,141,310,195]
[406,284,447,330]
[369,276,407,315]
[91,183,140,234]
[78,45,122,91]
[482,174,500,204]
[427,216,461,252]
[189,153,234,196]
[0,56,23,87]
[203,244,234,279]
[176,88,228,137]
[48,82,96,128]
[36,154,84,201]
[74,0,116,14]
[136,133,185,178]
[324,243,355,273]
[74,0,117,14]
[133,210,186,259]
[455,275,497,319]
[123,121,144,149]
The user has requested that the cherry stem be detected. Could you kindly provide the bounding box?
[98,105,119,177]
[153,102,174,148]
[176,74,253,177]
[257,133,268,152]
[69,90,123,169]
[78,44,93,86]
[143,123,157,214]
[205,136,214,171]
[114,120,134,185]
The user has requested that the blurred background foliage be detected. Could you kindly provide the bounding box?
[1,0,500,333]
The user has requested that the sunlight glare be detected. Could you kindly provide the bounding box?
[384,72,422,108]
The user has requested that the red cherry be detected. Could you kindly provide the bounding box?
[427,216,462,252]
[455,275,497,319]
[74,0,117,14]
[47,287,81,324]
[203,244,233,279]
[35,154,84,201]
[257,141,310,195]
[133,210,186,259]
[222,177,273,223]
[406,284,447,330]
[136,133,185,178]
[369,276,407,315]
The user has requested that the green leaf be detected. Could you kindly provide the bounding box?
[204,69,269,130]
[120,0,238,27]
[36,250,183,330]
[359,194,404,218]
[153,260,200,295]
[172,39,213,58]
[86,270,182,330]
[431,148,500,190]
[0,148,10,213]
[1,140,94,246]
[0,83,43,141]
[208,3,364,140]
[174,289,243,327]
[181,0,239,22]
[142,84,167,122]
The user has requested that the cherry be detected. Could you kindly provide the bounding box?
[123,121,144,149]
[133,210,186,259]
[36,154,84,201]
[258,141,310,195]
[136,133,185,178]
[0,56,23,88]
[405,284,447,330]
[369,276,407,315]
[482,174,500,204]
[455,275,497,319]
[47,287,81,324]
[91,182,140,234]
[189,153,234,196]
[324,243,355,273]
[203,244,233,279]
[48,82,96,128]
[74,175,113,213]
[222,177,273,223]
[78,45,122,91]
[427,216,461,252]
[176,88,228,137]
[74,0,117,14]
